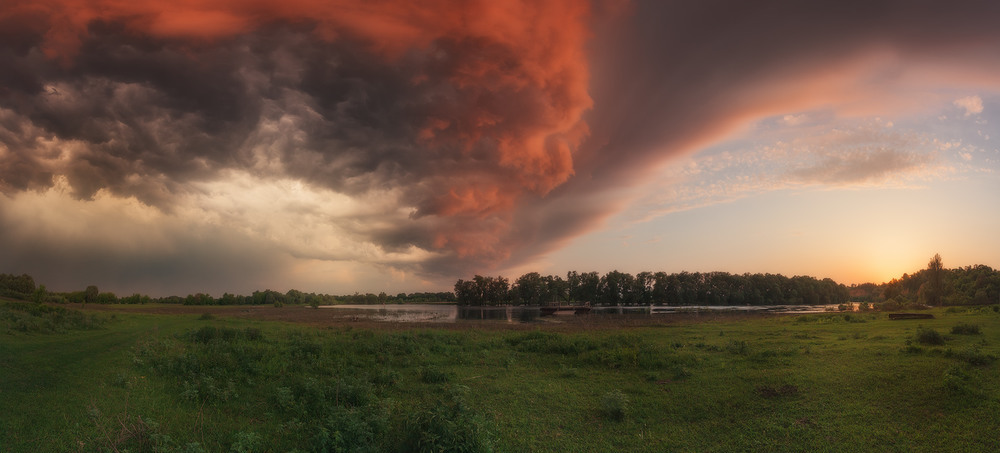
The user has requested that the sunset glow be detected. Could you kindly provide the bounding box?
[1,0,999,296]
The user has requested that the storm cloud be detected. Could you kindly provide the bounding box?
[2,0,1000,294]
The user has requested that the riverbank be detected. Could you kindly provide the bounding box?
[2,302,998,451]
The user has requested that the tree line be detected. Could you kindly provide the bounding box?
[849,254,1000,307]
[0,274,455,307]
[6,253,999,308]
[455,270,851,306]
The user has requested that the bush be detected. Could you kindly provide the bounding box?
[0,302,108,333]
[946,347,997,366]
[400,386,497,453]
[599,389,629,421]
[725,340,749,355]
[951,323,981,335]
[229,431,261,453]
[915,328,945,346]
[420,367,452,384]
[942,366,971,393]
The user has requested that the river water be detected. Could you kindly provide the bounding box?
[321,303,843,323]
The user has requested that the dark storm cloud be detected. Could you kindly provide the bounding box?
[0,0,597,290]
[2,0,1000,292]
[497,0,1000,274]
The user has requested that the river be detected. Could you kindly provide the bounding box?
[320,303,843,323]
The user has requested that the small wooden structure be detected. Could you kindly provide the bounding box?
[888,313,935,320]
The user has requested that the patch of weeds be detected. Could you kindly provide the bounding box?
[86,404,201,453]
[755,384,799,398]
[110,372,132,389]
[189,326,264,344]
[1,301,108,333]
[599,389,629,422]
[273,386,295,412]
[915,328,945,346]
[669,364,692,380]
[592,346,639,369]
[198,313,215,320]
[400,385,497,453]
[372,368,400,387]
[951,323,981,335]
[229,431,261,453]
[559,364,580,378]
[945,347,997,366]
[942,366,972,394]
[792,333,814,340]
[420,367,453,384]
[725,340,749,355]
[901,344,924,354]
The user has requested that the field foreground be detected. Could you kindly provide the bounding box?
[2,302,999,452]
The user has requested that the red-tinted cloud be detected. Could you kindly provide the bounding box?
[0,0,599,263]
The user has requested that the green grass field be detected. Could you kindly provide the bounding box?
[2,302,998,452]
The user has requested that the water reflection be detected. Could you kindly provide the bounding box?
[322,303,843,323]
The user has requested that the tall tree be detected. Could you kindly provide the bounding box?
[925,253,945,306]
[84,285,99,305]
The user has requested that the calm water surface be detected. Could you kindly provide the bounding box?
[321,304,842,323]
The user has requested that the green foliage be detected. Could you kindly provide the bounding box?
[951,323,981,335]
[725,339,750,355]
[399,386,497,453]
[0,273,36,298]
[229,431,262,453]
[599,389,630,421]
[942,365,972,394]
[457,270,852,306]
[420,366,453,384]
[915,328,946,346]
[6,307,1000,452]
[945,347,997,366]
[0,301,108,334]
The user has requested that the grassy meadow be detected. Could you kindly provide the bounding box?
[2,301,999,452]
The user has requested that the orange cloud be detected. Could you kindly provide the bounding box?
[1,0,601,260]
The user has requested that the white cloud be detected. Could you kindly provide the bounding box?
[954,95,984,116]
[781,114,808,126]
[623,119,963,223]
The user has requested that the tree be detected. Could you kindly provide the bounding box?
[926,253,945,306]
[32,284,47,304]
[84,285,99,306]
[514,272,545,305]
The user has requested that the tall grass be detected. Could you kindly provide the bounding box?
[3,306,998,452]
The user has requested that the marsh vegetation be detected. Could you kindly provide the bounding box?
[2,301,998,452]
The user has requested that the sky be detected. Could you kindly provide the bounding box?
[1,0,999,297]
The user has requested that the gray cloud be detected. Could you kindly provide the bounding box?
[3,0,1000,293]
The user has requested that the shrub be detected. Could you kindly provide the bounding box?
[230,431,261,453]
[420,367,452,384]
[725,340,749,355]
[942,366,971,393]
[599,389,629,421]
[946,347,997,366]
[951,323,981,335]
[915,328,945,346]
[400,386,497,453]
